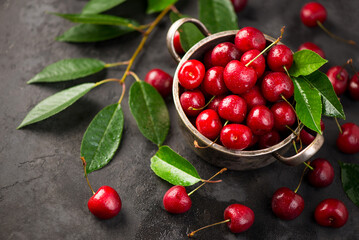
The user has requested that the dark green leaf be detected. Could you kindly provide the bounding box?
[151,146,201,186]
[301,71,345,119]
[18,83,95,129]
[293,76,322,133]
[169,12,205,52]
[339,161,359,208]
[53,13,139,27]
[199,0,238,33]
[289,50,328,77]
[147,0,177,14]
[28,58,105,84]
[56,24,134,42]
[81,103,124,174]
[82,0,126,14]
[129,81,170,146]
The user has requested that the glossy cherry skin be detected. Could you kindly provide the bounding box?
[145,69,173,97]
[174,31,185,55]
[196,109,223,140]
[270,101,296,131]
[258,130,281,149]
[163,186,192,214]
[300,120,325,145]
[314,199,348,228]
[235,27,266,53]
[207,95,226,113]
[220,124,252,150]
[241,85,266,109]
[223,60,257,94]
[230,0,248,12]
[211,42,241,68]
[300,2,327,27]
[88,186,122,219]
[326,66,349,96]
[240,49,266,78]
[348,74,359,100]
[307,158,334,188]
[180,90,205,117]
[202,66,228,95]
[178,60,206,89]
[298,42,325,59]
[271,187,304,220]
[224,204,255,233]
[261,72,294,102]
[246,105,274,135]
[267,45,293,72]
[336,122,359,154]
[218,95,247,123]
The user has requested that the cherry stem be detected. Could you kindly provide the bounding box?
[334,117,343,134]
[95,78,121,87]
[336,61,349,80]
[245,26,285,68]
[188,219,231,237]
[187,168,227,196]
[347,58,359,78]
[283,66,290,78]
[316,21,356,46]
[189,95,216,111]
[80,157,95,195]
[104,60,130,68]
[292,140,298,154]
[294,161,311,193]
[170,5,180,14]
[303,161,314,171]
[127,71,141,82]
[117,82,126,104]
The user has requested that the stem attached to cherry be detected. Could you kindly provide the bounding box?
[316,21,356,46]
[80,157,95,195]
[188,219,231,237]
[187,168,227,196]
[334,117,343,134]
[189,95,217,111]
[294,161,312,193]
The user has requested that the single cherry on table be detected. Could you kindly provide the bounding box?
[326,66,349,96]
[336,122,359,154]
[314,198,348,228]
[145,69,173,97]
[271,187,304,220]
[307,158,334,188]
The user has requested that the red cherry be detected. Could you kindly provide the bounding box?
[271,187,304,220]
[211,42,241,67]
[298,42,325,59]
[270,101,296,131]
[348,74,359,100]
[267,45,293,72]
[180,90,205,117]
[235,27,266,52]
[174,31,185,55]
[241,85,266,109]
[220,124,252,150]
[300,2,327,27]
[223,60,257,94]
[203,49,214,69]
[314,199,348,228]
[307,158,334,188]
[202,66,228,95]
[224,204,255,233]
[230,0,248,13]
[196,109,223,140]
[258,130,281,149]
[336,122,359,154]
[240,49,266,78]
[261,72,294,102]
[246,105,274,135]
[88,186,122,219]
[163,185,192,214]
[326,66,349,96]
[207,95,226,113]
[145,69,173,97]
[178,60,205,89]
[218,95,247,123]
[300,120,325,145]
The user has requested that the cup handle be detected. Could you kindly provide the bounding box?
[272,133,324,166]
[166,18,211,63]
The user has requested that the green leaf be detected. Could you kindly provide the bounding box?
[81,103,124,174]
[28,58,105,84]
[199,0,238,33]
[52,13,139,27]
[151,146,201,186]
[56,24,134,42]
[82,0,126,14]
[339,161,359,208]
[169,12,205,52]
[289,50,328,77]
[147,0,177,14]
[129,81,170,146]
[293,76,322,133]
[300,71,345,119]
[18,83,95,129]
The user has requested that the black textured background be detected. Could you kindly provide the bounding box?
[1,0,359,239]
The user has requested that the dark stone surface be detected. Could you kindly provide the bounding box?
[1,0,358,239]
